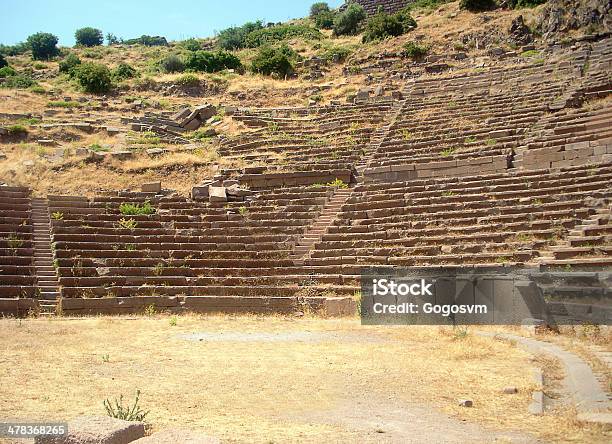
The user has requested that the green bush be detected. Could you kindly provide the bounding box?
[175,73,200,86]
[321,45,354,63]
[396,7,418,30]
[47,100,81,108]
[402,41,429,59]
[26,32,59,60]
[508,0,547,7]
[113,63,138,80]
[310,2,330,17]
[73,62,112,93]
[119,201,155,215]
[333,4,366,36]
[0,54,6,68]
[59,53,81,74]
[6,124,28,135]
[459,0,497,12]
[184,50,242,73]
[244,24,322,48]
[2,75,36,88]
[179,38,201,51]
[362,12,404,42]
[217,21,264,50]
[0,66,16,77]
[106,33,120,45]
[123,35,167,46]
[75,27,104,47]
[251,45,295,77]
[315,11,336,29]
[159,54,185,73]
[0,42,29,56]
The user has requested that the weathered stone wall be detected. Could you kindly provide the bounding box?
[341,0,412,15]
[363,154,510,182]
[59,296,356,317]
[0,298,39,317]
[239,169,352,189]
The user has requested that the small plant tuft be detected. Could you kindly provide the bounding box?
[103,390,149,422]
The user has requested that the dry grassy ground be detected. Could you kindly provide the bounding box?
[0,315,609,443]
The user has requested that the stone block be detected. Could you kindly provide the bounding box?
[183,117,202,131]
[209,186,227,202]
[223,179,239,187]
[191,186,210,200]
[195,104,217,121]
[110,151,133,160]
[171,107,191,121]
[146,148,168,156]
[141,182,161,193]
[34,416,145,444]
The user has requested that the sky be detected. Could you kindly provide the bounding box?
[0,0,344,46]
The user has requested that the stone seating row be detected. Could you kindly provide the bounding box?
[0,187,35,297]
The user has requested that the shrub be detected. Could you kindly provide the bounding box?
[179,38,201,51]
[251,45,295,77]
[217,21,263,50]
[0,66,16,77]
[123,35,167,46]
[6,125,28,135]
[2,75,36,88]
[459,0,496,12]
[119,201,155,215]
[75,27,104,47]
[244,24,322,48]
[106,33,120,45]
[184,50,242,73]
[47,100,81,108]
[0,42,29,56]
[117,218,137,229]
[333,4,366,36]
[113,63,138,80]
[321,45,354,63]
[362,11,404,42]
[26,32,59,60]
[315,11,336,29]
[310,2,330,17]
[159,54,185,73]
[0,54,6,68]
[508,0,546,7]
[402,41,429,59]
[58,53,81,74]
[396,7,418,31]
[73,62,112,93]
[175,73,200,86]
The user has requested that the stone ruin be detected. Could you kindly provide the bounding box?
[0,33,611,320]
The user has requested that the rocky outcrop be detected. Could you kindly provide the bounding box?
[536,0,612,39]
[508,15,533,46]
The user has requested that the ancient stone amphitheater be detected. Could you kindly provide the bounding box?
[1,33,611,318]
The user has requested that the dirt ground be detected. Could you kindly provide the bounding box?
[0,315,609,443]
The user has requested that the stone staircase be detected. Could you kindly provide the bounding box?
[354,98,407,183]
[538,202,612,266]
[289,188,352,265]
[31,198,60,315]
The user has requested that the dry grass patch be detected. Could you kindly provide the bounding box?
[0,316,608,443]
